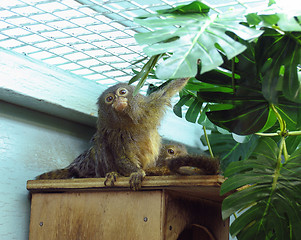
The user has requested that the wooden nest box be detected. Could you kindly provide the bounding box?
[27,175,229,240]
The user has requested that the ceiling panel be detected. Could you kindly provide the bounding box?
[0,0,268,92]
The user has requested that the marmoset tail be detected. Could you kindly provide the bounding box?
[37,169,71,179]
[36,78,189,190]
[36,148,94,179]
[167,155,220,175]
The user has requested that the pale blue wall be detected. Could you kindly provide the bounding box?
[0,100,95,240]
[0,100,237,240]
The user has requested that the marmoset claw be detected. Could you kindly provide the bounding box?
[129,171,145,191]
[104,171,119,186]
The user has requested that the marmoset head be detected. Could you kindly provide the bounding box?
[97,83,144,128]
[161,144,188,159]
[156,143,188,167]
[103,84,133,112]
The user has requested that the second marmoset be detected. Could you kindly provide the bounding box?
[145,143,220,176]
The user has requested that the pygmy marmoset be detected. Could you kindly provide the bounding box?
[146,143,220,176]
[37,78,189,190]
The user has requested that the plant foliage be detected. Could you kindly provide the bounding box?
[221,138,301,239]
[132,1,301,239]
[134,2,263,79]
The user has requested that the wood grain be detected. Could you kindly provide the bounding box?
[29,191,164,240]
[28,176,229,240]
[27,175,225,202]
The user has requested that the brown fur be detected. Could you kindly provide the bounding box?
[146,144,220,176]
[37,78,189,190]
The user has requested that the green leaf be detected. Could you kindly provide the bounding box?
[129,54,164,95]
[221,174,273,196]
[185,79,234,93]
[277,13,301,31]
[258,105,278,133]
[276,102,301,129]
[230,205,264,237]
[236,217,270,240]
[222,136,259,170]
[260,14,280,25]
[134,9,263,79]
[256,29,301,104]
[173,94,192,118]
[268,0,276,6]
[221,135,301,239]
[206,101,269,135]
[246,11,301,31]
[246,13,262,25]
[288,146,301,160]
[223,160,274,179]
[200,131,259,171]
[156,1,210,15]
[282,37,301,103]
[250,137,279,162]
[284,135,301,155]
[222,184,270,219]
[194,35,299,135]
[194,39,273,135]
[197,104,216,129]
[185,98,203,123]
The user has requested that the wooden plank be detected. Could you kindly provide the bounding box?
[27,175,225,202]
[29,191,164,240]
[27,175,224,191]
[27,175,224,190]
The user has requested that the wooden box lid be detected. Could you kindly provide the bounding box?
[27,175,225,202]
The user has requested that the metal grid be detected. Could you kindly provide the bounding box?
[0,0,268,91]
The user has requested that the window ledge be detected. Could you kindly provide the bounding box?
[0,47,105,126]
[0,47,206,149]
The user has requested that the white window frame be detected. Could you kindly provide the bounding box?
[0,47,106,126]
[0,47,206,149]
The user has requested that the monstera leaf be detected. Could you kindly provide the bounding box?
[200,131,260,170]
[134,1,263,79]
[175,39,271,135]
[255,29,301,104]
[177,33,301,135]
[221,137,301,239]
[132,3,301,240]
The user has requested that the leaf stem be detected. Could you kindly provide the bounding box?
[273,136,284,190]
[287,130,301,136]
[282,139,289,162]
[202,125,214,158]
[270,104,286,133]
[255,132,279,137]
[287,32,301,45]
[255,130,301,137]
[260,136,284,230]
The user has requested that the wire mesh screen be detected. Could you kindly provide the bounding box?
[0,0,268,91]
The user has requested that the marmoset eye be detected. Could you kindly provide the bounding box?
[105,94,114,104]
[168,148,174,155]
[117,88,128,96]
